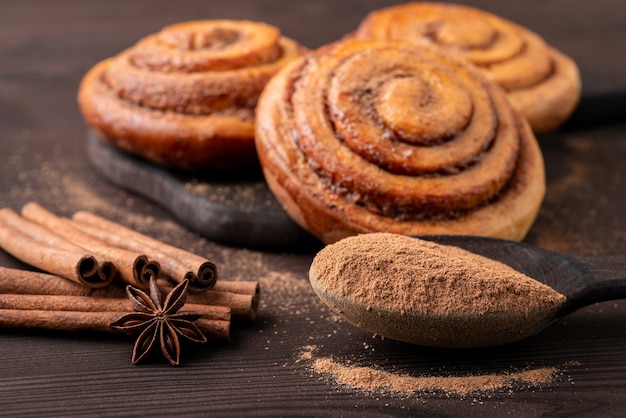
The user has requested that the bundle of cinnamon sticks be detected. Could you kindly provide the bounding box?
[0,202,260,349]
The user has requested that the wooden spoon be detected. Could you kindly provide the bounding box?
[309,234,626,348]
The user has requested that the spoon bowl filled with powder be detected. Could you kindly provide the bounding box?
[309,233,626,348]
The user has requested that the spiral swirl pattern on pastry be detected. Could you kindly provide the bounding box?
[255,39,545,244]
[354,2,581,134]
[78,20,305,170]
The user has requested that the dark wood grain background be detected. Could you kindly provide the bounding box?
[1,1,626,416]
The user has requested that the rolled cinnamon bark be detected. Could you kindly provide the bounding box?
[0,294,231,322]
[0,266,125,297]
[0,267,258,321]
[159,278,259,321]
[21,202,160,288]
[194,318,230,342]
[213,279,259,297]
[0,309,119,333]
[0,308,229,341]
[71,210,217,291]
[0,210,115,288]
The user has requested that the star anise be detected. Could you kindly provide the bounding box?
[110,278,207,366]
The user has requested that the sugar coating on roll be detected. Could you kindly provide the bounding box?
[353,2,581,134]
[78,20,306,171]
[255,39,545,244]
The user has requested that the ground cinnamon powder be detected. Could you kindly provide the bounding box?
[300,345,567,397]
[309,233,566,347]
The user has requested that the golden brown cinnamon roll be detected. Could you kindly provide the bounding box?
[78,20,305,171]
[353,2,581,134]
[255,39,545,244]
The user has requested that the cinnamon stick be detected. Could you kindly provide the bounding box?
[0,210,115,288]
[0,266,124,297]
[0,309,229,341]
[0,309,120,333]
[0,294,231,321]
[71,210,218,291]
[20,202,160,288]
[213,279,260,297]
[159,278,259,321]
[0,267,259,320]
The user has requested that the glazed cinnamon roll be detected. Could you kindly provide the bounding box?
[78,20,305,171]
[255,39,545,244]
[353,2,581,134]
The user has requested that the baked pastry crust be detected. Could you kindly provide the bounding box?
[353,2,581,134]
[78,20,304,171]
[255,39,545,244]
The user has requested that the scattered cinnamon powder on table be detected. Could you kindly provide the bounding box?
[299,346,569,398]
[309,233,566,347]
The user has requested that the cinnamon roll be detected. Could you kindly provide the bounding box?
[78,20,305,171]
[353,2,581,134]
[255,39,545,244]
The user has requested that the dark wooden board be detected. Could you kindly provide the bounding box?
[85,131,319,251]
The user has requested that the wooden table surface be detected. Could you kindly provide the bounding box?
[2,1,626,416]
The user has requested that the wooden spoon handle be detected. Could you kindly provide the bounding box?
[564,255,626,313]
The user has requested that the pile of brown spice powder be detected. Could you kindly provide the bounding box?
[309,233,567,347]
